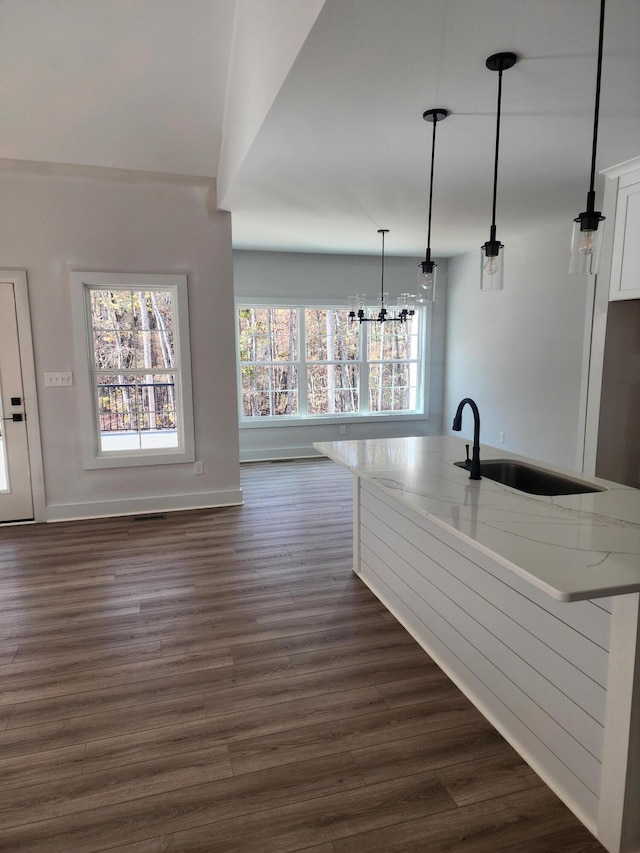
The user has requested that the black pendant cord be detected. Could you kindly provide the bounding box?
[587,0,606,212]
[378,229,387,306]
[490,67,504,242]
[421,108,448,267]
[483,53,516,248]
[425,117,437,263]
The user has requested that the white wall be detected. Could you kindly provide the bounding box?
[0,163,241,520]
[233,249,446,461]
[444,223,591,471]
[217,0,325,208]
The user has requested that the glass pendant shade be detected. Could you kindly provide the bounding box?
[569,217,604,275]
[417,260,437,302]
[480,242,504,291]
[397,293,416,313]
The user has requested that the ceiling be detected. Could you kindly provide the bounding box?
[2,0,639,257]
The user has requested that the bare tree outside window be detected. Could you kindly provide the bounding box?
[238,308,298,416]
[305,309,359,414]
[368,319,419,412]
[238,305,422,419]
[89,288,178,450]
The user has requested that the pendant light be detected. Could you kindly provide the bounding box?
[418,108,449,303]
[481,52,518,291]
[349,230,415,324]
[569,0,606,275]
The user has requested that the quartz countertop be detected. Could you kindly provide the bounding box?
[314,435,640,602]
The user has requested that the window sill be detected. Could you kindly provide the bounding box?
[239,412,427,429]
[84,448,195,470]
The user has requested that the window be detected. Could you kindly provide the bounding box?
[238,308,298,416]
[305,308,360,414]
[237,303,424,421]
[71,272,195,469]
[368,322,420,413]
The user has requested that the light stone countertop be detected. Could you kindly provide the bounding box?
[314,435,640,602]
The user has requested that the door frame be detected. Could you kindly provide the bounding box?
[1,270,45,522]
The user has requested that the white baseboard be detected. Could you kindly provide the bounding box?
[45,488,243,522]
[239,446,322,462]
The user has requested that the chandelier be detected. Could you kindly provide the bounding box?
[349,229,416,324]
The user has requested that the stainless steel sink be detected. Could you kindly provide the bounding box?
[454,459,606,496]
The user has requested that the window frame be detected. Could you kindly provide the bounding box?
[235,298,430,427]
[70,271,195,469]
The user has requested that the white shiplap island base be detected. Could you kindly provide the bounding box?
[314,436,640,853]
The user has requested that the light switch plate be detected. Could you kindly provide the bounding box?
[45,372,74,387]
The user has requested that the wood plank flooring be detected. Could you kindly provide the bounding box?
[0,458,606,852]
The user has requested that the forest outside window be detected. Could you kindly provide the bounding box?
[237,304,424,421]
[71,272,195,469]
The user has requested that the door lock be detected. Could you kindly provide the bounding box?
[1,413,23,422]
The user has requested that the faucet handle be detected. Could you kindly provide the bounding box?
[465,444,471,468]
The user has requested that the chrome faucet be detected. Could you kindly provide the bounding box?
[452,398,482,480]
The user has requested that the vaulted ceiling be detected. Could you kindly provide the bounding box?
[2,0,639,256]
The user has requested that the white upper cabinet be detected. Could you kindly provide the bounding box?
[607,157,640,301]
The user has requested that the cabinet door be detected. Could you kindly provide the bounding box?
[610,176,640,300]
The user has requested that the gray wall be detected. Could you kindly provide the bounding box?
[233,249,447,461]
[0,164,241,519]
[444,223,591,471]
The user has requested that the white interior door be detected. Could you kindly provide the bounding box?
[0,282,34,521]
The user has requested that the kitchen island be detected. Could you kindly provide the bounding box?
[314,436,640,853]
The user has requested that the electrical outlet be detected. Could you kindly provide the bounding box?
[194,460,204,475]
[339,425,347,435]
[499,431,505,444]
[44,372,74,387]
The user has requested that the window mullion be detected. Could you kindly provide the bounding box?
[268,360,274,417]
[360,322,368,414]
[421,304,428,413]
[298,308,308,416]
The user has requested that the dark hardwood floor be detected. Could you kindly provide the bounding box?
[0,458,606,851]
